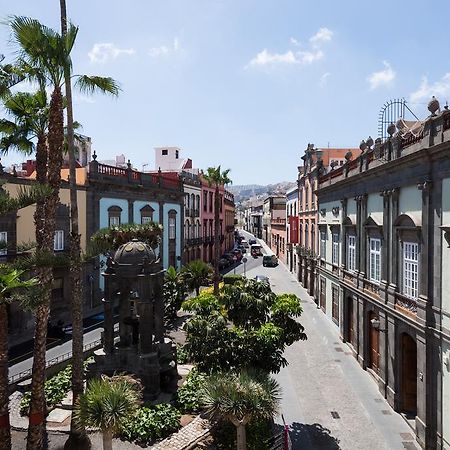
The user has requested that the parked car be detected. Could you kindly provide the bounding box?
[219,258,230,270]
[232,249,243,260]
[222,253,235,263]
[241,239,249,249]
[254,275,270,284]
[263,254,278,267]
[237,245,247,253]
[248,238,257,245]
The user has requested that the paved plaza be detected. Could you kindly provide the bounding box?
[242,248,419,450]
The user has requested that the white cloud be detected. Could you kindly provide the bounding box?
[319,72,330,87]
[148,38,180,58]
[367,61,396,90]
[248,27,331,69]
[248,49,323,67]
[88,43,135,63]
[310,27,333,45]
[410,73,450,103]
[73,94,95,104]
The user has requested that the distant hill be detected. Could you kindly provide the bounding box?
[230,181,296,204]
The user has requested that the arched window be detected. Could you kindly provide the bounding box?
[108,206,122,227]
[140,205,154,224]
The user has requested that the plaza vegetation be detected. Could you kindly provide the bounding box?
[182,276,307,374]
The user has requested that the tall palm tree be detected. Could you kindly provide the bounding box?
[202,370,281,450]
[0,270,37,450]
[73,375,142,450]
[203,167,231,295]
[181,259,213,296]
[8,16,119,449]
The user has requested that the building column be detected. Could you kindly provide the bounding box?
[381,191,390,293]
[102,279,115,355]
[341,199,348,272]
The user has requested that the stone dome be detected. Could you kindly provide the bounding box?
[114,239,156,270]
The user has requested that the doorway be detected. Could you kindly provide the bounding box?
[400,333,417,417]
[368,311,380,372]
[347,297,355,346]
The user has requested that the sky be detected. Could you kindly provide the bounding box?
[1,0,450,185]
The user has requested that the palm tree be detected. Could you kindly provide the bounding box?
[202,167,232,295]
[202,370,281,450]
[8,16,119,449]
[73,375,142,450]
[181,259,213,296]
[0,270,37,450]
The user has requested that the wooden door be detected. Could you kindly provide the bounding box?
[347,298,355,346]
[369,312,380,371]
[401,333,417,415]
[320,278,326,312]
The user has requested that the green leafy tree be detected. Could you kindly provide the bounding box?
[202,370,281,450]
[181,259,213,296]
[73,375,142,450]
[163,266,186,325]
[182,280,306,373]
[202,167,231,295]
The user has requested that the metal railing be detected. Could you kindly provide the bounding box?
[9,324,119,385]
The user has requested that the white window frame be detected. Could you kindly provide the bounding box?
[141,215,152,225]
[54,230,64,251]
[109,215,120,227]
[347,234,356,272]
[169,217,176,240]
[320,230,326,260]
[403,242,419,300]
[0,231,7,256]
[369,238,381,283]
[332,232,340,266]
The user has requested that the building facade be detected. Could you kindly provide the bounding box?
[224,190,235,252]
[297,145,360,296]
[263,195,286,247]
[181,171,202,263]
[243,202,263,238]
[316,102,450,449]
[286,185,299,274]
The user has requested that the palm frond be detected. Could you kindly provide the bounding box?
[75,75,120,97]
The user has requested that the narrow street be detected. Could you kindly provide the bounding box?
[238,231,419,450]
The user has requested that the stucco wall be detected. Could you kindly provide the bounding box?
[7,183,88,251]
[399,185,421,220]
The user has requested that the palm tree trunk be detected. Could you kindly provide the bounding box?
[102,429,113,450]
[213,186,220,296]
[0,303,11,450]
[59,2,89,449]
[27,86,64,450]
[236,424,247,450]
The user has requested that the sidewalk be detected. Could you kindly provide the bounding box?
[244,259,419,450]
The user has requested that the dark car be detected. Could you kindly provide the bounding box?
[254,275,270,284]
[232,249,243,261]
[222,253,235,263]
[263,254,278,267]
[219,258,230,270]
[248,238,257,245]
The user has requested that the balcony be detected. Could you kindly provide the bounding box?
[362,278,381,298]
[395,293,418,318]
[271,218,286,226]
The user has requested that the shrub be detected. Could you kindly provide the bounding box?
[177,344,190,365]
[20,365,72,415]
[120,404,181,444]
[176,368,207,414]
[222,274,243,285]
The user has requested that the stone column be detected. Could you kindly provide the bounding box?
[138,301,153,354]
[102,279,115,355]
[381,190,390,291]
[152,271,165,344]
[390,189,399,289]
[341,199,348,273]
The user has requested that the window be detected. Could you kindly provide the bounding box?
[347,235,356,271]
[320,230,326,259]
[209,192,213,212]
[369,238,381,283]
[332,285,339,324]
[54,230,64,251]
[203,191,207,212]
[162,149,168,155]
[108,205,122,227]
[140,205,154,224]
[332,232,339,265]
[168,216,176,240]
[0,231,7,256]
[175,150,179,159]
[403,242,419,299]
